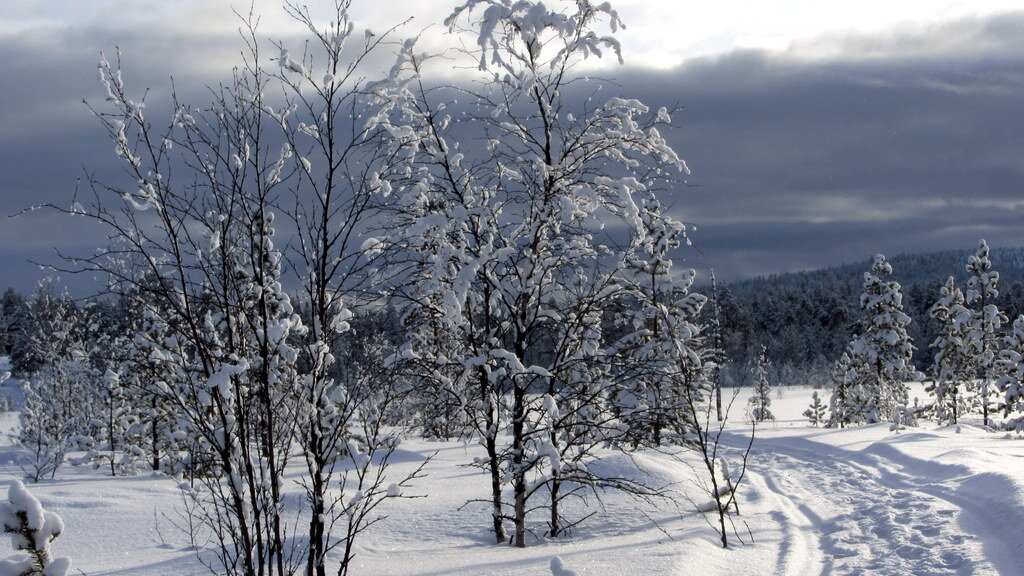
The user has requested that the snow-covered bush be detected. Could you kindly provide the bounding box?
[0,480,71,576]
[550,556,577,576]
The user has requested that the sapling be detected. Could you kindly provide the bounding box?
[803,391,827,426]
[0,480,71,576]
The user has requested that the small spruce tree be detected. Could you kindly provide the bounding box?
[0,480,71,576]
[804,391,827,426]
[749,345,774,422]
[927,276,973,424]
[846,254,916,423]
[997,314,1024,431]
[828,345,861,428]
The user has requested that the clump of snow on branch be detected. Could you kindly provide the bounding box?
[0,480,71,576]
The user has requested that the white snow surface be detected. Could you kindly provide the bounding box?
[0,379,1021,575]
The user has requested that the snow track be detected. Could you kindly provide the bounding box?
[743,432,1019,576]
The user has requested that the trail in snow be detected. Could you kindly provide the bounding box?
[741,432,1021,576]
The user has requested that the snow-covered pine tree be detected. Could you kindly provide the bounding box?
[965,239,1007,427]
[15,301,99,483]
[749,345,774,421]
[8,286,78,380]
[706,270,727,422]
[0,480,70,576]
[927,276,973,424]
[997,314,1024,431]
[70,368,145,476]
[847,254,916,423]
[123,301,185,474]
[828,343,865,428]
[17,380,71,484]
[804,391,827,426]
[1,290,26,359]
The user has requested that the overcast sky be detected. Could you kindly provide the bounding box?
[2,0,1023,294]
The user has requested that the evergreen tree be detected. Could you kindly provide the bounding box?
[1,288,29,357]
[14,298,96,482]
[705,270,727,421]
[828,344,861,427]
[8,287,78,378]
[621,198,707,445]
[804,391,827,426]
[749,345,774,421]
[965,239,1007,427]
[0,480,71,576]
[17,379,72,483]
[849,254,916,422]
[70,369,145,476]
[927,276,973,423]
[997,314,1024,431]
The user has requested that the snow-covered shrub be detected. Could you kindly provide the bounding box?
[550,556,577,576]
[0,480,71,576]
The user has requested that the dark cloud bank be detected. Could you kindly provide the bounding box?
[2,11,1023,294]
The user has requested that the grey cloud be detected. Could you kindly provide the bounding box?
[2,9,1024,295]
[608,16,1024,280]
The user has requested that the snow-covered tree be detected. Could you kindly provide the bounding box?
[59,3,424,574]
[8,287,79,379]
[965,239,1007,427]
[845,254,916,423]
[381,0,692,546]
[0,480,71,576]
[749,345,774,422]
[70,369,145,476]
[619,198,706,445]
[15,300,99,483]
[122,300,187,474]
[927,276,973,424]
[828,344,861,428]
[804,391,827,426]
[17,380,72,484]
[997,314,1024,431]
[705,270,727,422]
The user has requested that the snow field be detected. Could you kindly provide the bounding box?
[0,382,1022,575]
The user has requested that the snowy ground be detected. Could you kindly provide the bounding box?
[0,368,1022,575]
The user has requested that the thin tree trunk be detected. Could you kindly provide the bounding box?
[512,382,527,548]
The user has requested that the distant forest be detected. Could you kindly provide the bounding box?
[4,247,1023,394]
[703,246,1024,388]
